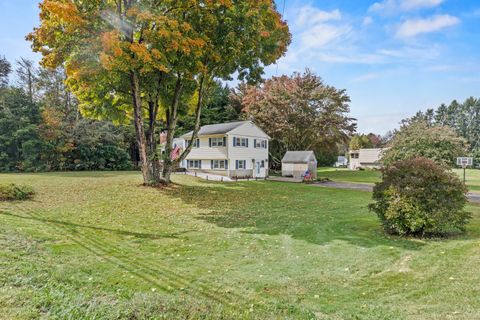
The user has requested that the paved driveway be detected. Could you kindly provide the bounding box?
[313,181,480,204]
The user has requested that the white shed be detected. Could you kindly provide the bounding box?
[282,151,318,179]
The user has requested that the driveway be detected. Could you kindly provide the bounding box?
[313,181,480,204]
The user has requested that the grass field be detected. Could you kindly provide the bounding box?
[1,172,480,319]
[318,167,480,192]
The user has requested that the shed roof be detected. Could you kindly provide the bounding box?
[282,151,317,163]
[182,121,250,138]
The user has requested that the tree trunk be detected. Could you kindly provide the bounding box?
[162,77,184,184]
[162,76,206,184]
[130,70,160,185]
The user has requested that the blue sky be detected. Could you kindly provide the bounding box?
[1,0,480,133]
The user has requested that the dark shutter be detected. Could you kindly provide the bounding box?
[209,138,212,147]
[235,160,238,169]
[199,160,202,168]
[254,139,257,148]
[223,137,226,146]
[196,139,200,148]
[246,139,249,148]
[233,137,237,146]
[211,160,214,169]
[225,160,228,170]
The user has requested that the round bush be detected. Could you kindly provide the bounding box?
[369,157,470,237]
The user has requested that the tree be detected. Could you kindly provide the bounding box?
[349,134,373,150]
[0,56,11,88]
[29,0,291,185]
[403,97,480,165]
[0,88,44,171]
[240,70,356,167]
[15,58,38,102]
[382,120,467,167]
[176,82,242,136]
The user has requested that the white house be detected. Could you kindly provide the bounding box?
[349,148,385,170]
[281,151,318,179]
[179,121,270,179]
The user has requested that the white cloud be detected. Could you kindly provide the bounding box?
[369,0,444,15]
[297,7,341,27]
[299,24,351,49]
[396,15,460,38]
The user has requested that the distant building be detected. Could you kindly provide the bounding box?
[334,156,348,168]
[349,148,386,170]
[281,151,318,179]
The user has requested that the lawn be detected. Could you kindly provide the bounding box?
[318,167,480,192]
[1,172,480,319]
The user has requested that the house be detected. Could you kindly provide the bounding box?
[334,156,348,168]
[348,148,385,170]
[281,151,318,179]
[179,121,270,179]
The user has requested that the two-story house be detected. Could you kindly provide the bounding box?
[179,121,270,179]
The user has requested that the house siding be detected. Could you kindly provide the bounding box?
[179,121,270,179]
[185,135,228,160]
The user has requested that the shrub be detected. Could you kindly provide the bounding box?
[369,157,470,237]
[0,184,35,201]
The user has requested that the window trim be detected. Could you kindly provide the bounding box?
[210,137,226,148]
[212,160,228,170]
[188,160,201,169]
[233,137,249,148]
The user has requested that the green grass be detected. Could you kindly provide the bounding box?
[318,167,381,184]
[1,172,480,319]
[318,167,480,192]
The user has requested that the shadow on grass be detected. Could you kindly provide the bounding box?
[162,180,426,250]
[0,205,249,310]
[0,211,183,240]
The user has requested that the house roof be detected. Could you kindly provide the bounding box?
[282,151,317,163]
[181,121,250,138]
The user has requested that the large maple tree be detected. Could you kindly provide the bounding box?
[28,0,290,184]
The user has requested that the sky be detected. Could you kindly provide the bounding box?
[1,0,480,134]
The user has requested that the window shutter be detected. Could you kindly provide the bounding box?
[235,160,238,169]
[211,160,214,169]
[246,139,249,148]
[209,138,212,147]
[199,160,202,168]
[225,160,228,170]
[254,139,257,148]
[196,139,200,148]
[233,137,236,146]
[223,137,226,146]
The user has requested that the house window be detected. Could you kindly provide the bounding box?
[188,160,201,169]
[236,160,247,170]
[254,139,267,149]
[260,160,265,168]
[186,139,200,148]
[209,137,226,147]
[233,137,248,147]
[212,160,228,169]
[351,153,359,159]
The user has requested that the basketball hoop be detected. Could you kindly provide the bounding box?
[457,157,473,184]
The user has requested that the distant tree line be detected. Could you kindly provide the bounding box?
[0,55,244,172]
[403,98,480,164]
[0,55,135,172]
[1,55,358,172]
